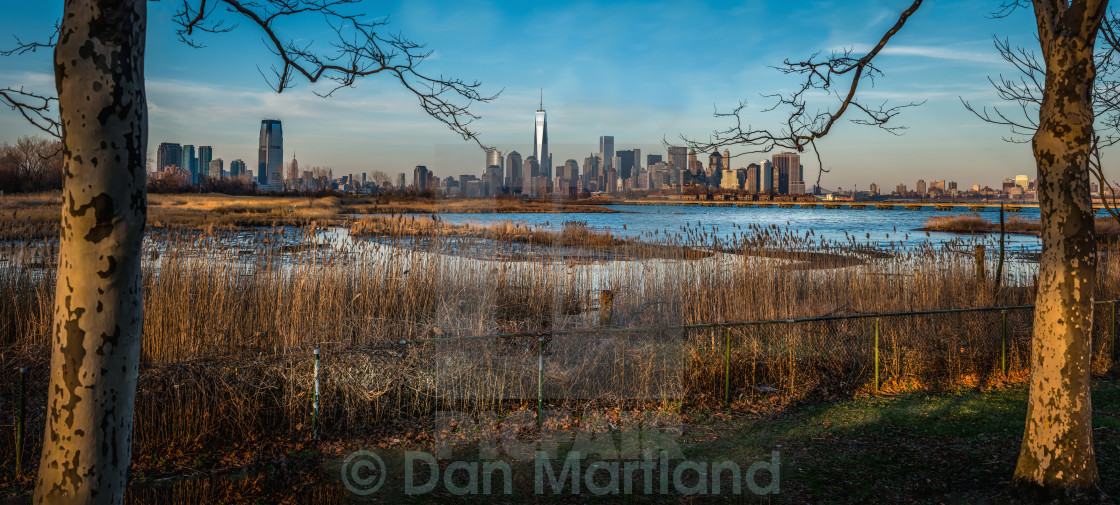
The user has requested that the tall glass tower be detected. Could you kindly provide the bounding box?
[182,145,197,183]
[198,146,213,180]
[599,136,614,170]
[258,119,283,189]
[534,91,549,179]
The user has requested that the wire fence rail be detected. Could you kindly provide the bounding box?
[388,298,1120,422]
[6,299,1120,477]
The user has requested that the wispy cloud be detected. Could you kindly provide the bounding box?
[833,44,1004,64]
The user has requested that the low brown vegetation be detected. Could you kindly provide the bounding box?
[0,192,619,240]
[4,207,1120,500]
[923,212,1120,238]
[350,215,708,259]
[348,195,618,215]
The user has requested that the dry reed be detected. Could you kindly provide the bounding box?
[4,212,1120,493]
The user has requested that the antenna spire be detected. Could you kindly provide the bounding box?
[539,88,543,110]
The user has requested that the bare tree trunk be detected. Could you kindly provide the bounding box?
[1013,2,1106,500]
[35,1,147,504]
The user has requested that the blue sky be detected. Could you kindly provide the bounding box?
[0,1,1050,189]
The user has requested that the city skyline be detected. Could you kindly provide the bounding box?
[0,1,1102,190]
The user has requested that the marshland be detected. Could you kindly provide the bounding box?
[5,193,1120,502]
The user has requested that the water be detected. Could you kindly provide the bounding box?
[427,204,1043,253]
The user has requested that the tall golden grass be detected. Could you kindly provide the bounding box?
[923,212,1120,237]
[3,214,1120,495]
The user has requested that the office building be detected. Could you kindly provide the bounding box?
[616,150,635,180]
[198,146,213,180]
[258,119,283,189]
[746,163,761,193]
[534,92,550,179]
[507,151,523,192]
[156,142,182,172]
[413,165,430,191]
[771,152,801,194]
[561,159,579,181]
[599,136,615,170]
[182,144,197,183]
[523,156,539,195]
[486,149,503,171]
[584,154,601,192]
[720,167,739,190]
[209,159,223,179]
[229,159,246,178]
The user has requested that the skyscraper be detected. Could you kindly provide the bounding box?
[667,146,687,188]
[487,149,503,172]
[746,163,761,193]
[534,91,549,179]
[584,153,601,191]
[771,152,801,194]
[761,160,774,192]
[507,151,523,193]
[209,159,224,179]
[287,154,299,187]
[523,156,539,195]
[599,136,615,170]
[230,159,246,178]
[198,146,213,180]
[616,150,636,181]
[611,156,622,187]
[156,142,182,172]
[563,159,579,182]
[258,119,283,189]
[414,165,430,191]
[182,144,197,183]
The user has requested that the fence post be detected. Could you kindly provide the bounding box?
[1001,310,1008,376]
[975,245,986,290]
[312,348,320,440]
[1112,301,1117,368]
[537,337,544,427]
[599,290,614,327]
[724,328,732,408]
[874,318,880,393]
[15,367,26,478]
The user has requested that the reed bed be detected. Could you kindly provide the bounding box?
[4,215,1120,491]
[923,212,1120,237]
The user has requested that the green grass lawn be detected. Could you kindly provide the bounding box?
[326,379,1120,504]
[10,378,1120,504]
[681,379,1120,504]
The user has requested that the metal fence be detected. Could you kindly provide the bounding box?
[384,299,1120,426]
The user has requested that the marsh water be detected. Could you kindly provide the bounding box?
[413,203,1043,252]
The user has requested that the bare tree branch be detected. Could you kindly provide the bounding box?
[1,24,62,140]
[172,0,499,150]
[677,0,924,190]
[966,28,1120,223]
[0,21,58,57]
[0,88,60,139]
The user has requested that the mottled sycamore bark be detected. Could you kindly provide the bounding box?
[34,1,147,504]
[1013,0,1108,501]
